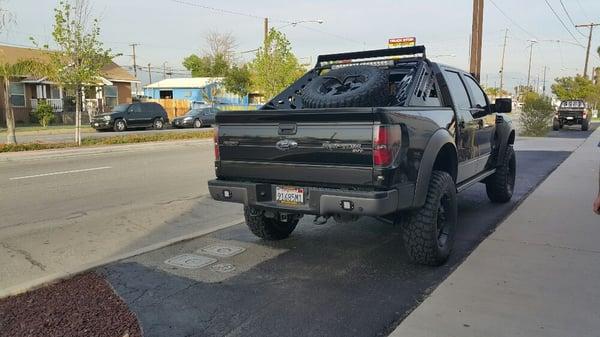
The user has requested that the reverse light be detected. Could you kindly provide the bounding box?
[373,125,401,167]
[214,126,220,160]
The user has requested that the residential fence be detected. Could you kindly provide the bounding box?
[147,99,191,120]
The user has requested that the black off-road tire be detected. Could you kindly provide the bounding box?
[582,119,589,131]
[301,65,389,108]
[402,171,457,266]
[486,145,516,203]
[244,207,298,240]
[552,118,560,131]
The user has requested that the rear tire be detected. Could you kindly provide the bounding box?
[486,145,516,203]
[244,207,298,240]
[153,118,164,130]
[402,171,457,266]
[582,119,589,131]
[552,118,560,131]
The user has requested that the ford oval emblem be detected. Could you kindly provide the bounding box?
[275,139,298,151]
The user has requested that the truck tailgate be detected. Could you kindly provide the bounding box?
[215,108,375,187]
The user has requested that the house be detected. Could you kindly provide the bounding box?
[0,44,139,126]
[143,77,248,105]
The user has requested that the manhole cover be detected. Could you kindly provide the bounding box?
[199,244,246,258]
[164,254,217,269]
[211,263,236,273]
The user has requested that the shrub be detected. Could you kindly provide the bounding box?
[519,92,554,137]
[32,100,55,128]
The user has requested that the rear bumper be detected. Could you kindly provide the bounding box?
[208,179,415,216]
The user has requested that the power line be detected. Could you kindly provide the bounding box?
[542,0,584,47]
[558,0,586,37]
[488,0,538,40]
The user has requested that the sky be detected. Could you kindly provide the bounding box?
[3,0,600,93]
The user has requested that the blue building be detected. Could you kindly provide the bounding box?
[143,77,248,105]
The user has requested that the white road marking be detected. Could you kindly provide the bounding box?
[9,166,112,180]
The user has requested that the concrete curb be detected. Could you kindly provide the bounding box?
[0,138,213,162]
[0,218,244,299]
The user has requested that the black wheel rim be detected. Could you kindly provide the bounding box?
[319,75,368,97]
[437,194,450,248]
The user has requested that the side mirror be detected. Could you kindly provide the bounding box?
[493,98,512,113]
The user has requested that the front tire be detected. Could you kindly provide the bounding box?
[402,171,457,266]
[486,145,516,203]
[193,119,202,128]
[552,118,560,131]
[113,119,126,132]
[244,207,298,240]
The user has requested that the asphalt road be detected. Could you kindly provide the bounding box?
[4,126,212,144]
[0,140,243,291]
[100,148,573,337]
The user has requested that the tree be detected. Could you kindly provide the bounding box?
[0,60,41,144]
[249,29,304,100]
[520,91,554,136]
[183,53,229,77]
[183,30,236,77]
[223,64,251,97]
[551,75,599,103]
[35,0,115,145]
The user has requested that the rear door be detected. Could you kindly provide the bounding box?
[216,109,375,187]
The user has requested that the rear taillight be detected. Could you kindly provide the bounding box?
[214,126,220,160]
[373,125,401,167]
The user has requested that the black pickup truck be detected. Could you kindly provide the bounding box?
[553,99,591,131]
[208,46,515,265]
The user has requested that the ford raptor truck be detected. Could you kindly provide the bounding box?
[208,46,515,266]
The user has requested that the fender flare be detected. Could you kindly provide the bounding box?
[494,120,515,165]
[412,129,457,208]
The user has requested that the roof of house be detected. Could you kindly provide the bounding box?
[0,44,138,82]
[144,77,224,89]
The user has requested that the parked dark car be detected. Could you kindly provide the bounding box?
[553,99,591,131]
[208,46,515,266]
[90,102,169,132]
[171,107,218,128]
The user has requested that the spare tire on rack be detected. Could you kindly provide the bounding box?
[301,65,389,108]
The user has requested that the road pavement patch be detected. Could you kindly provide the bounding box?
[100,150,571,337]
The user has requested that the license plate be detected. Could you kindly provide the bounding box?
[275,186,304,205]
[566,117,574,120]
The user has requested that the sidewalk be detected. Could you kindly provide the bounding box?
[391,128,600,337]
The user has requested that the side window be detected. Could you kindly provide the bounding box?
[443,71,471,110]
[129,103,142,113]
[411,68,442,107]
[463,75,489,111]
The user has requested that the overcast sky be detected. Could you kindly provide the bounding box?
[3,0,600,92]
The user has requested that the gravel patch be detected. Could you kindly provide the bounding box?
[0,272,141,337]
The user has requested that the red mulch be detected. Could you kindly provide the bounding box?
[0,272,141,337]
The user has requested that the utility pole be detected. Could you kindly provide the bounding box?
[499,29,508,92]
[147,63,152,84]
[469,0,484,81]
[542,66,547,95]
[264,17,269,45]
[129,43,139,96]
[575,23,600,78]
[526,39,537,88]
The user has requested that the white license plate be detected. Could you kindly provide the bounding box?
[566,117,574,120]
[276,186,304,205]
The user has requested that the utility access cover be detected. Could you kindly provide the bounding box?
[164,254,217,269]
[199,244,246,258]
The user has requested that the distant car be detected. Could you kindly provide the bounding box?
[171,107,218,128]
[90,102,169,132]
[553,99,591,131]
